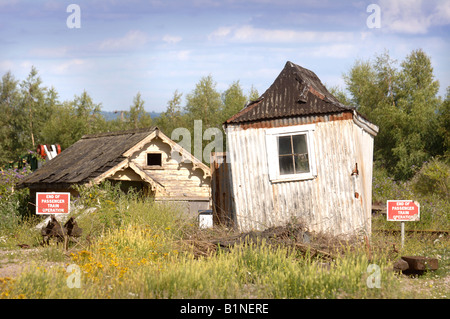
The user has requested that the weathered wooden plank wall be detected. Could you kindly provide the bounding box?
[128,137,211,200]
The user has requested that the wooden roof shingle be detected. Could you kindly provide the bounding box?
[18,127,157,188]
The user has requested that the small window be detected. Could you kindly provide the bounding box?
[265,124,316,182]
[147,153,162,166]
[278,134,310,175]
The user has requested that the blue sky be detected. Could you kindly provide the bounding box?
[1,0,449,112]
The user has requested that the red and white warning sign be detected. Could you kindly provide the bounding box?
[36,192,70,215]
[386,200,420,221]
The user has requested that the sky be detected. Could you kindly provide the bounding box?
[0,0,449,113]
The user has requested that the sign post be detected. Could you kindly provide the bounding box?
[387,200,420,248]
[36,192,70,215]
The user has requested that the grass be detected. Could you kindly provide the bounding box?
[0,235,404,299]
[0,181,449,299]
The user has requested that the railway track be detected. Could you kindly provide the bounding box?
[373,228,449,236]
[372,204,448,236]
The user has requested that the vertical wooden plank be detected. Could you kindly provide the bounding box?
[210,152,234,227]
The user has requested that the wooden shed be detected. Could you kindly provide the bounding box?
[18,127,211,216]
[216,61,379,236]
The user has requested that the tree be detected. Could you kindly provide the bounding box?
[438,87,450,158]
[156,79,261,161]
[19,66,48,150]
[40,101,78,149]
[184,74,223,128]
[125,92,152,129]
[220,80,247,123]
[327,85,352,106]
[0,72,20,165]
[0,67,54,163]
[156,89,186,136]
[397,49,442,158]
[248,85,260,102]
[343,51,398,118]
[40,90,107,149]
[343,49,444,180]
[73,90,105,135]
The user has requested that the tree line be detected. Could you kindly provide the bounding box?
[336,49,448,180]
[0,68,259,167]
[1,48,448,180]
[0,67,150,164]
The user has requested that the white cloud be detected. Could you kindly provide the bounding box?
[432,1,450,25]
[208,25,355,43]
[310,44,356,59]
[208,26,233,40]
[176,50,191,61]
[379,0,450,34]
[98,30,149,51]
[162,35,182,44]
[53,59,87,75]
[29,46,69,58]
[20,61,33,70]
[0,60,14,72]
[167,50,191,61]
[242,67,279,78]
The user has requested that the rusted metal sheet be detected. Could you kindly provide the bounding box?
[232,111,353,131]
[225,61,353,125]
[225,118,375,236]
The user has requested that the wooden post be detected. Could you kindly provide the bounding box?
[401,221,405,249]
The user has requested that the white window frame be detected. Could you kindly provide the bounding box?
[265,124,317,182]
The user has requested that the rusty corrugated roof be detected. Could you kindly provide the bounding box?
[225,61,354,125]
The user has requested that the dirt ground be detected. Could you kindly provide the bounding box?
[396,271,450,299]
[0,248,36,278]
[0,247,65,279]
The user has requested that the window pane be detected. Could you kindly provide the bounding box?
[279,156,294,175]
[294,154,310,173]
[278,136,292,155]
[292,134,308,154]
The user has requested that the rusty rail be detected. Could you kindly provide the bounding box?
[373,228,448,236]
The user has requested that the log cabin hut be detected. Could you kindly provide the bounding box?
[18,127,211,216]
[219,61,379,236]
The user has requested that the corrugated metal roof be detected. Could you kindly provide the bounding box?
[225,61,354,125]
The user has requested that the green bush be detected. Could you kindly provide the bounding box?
[0,166,31,234]
[372,161,450,231]
[411,158,449,199]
